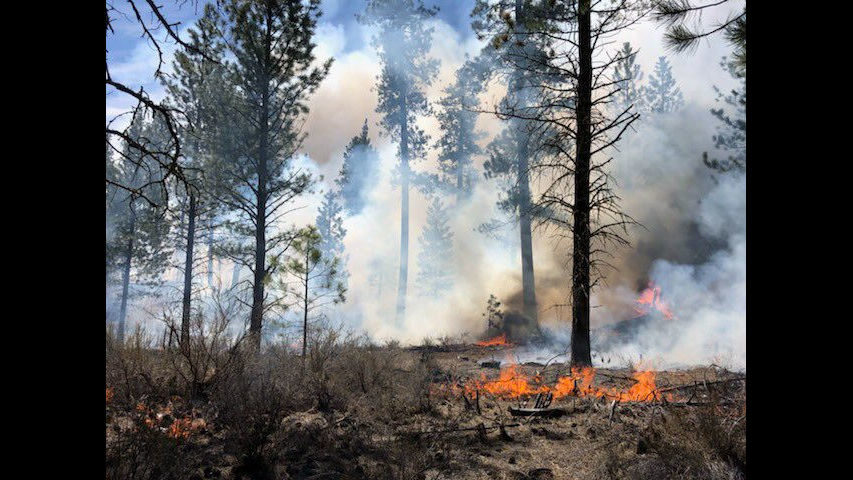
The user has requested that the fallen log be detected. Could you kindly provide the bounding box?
[509,407,567,418]
[403,423,521,436]
[658,377,746,393]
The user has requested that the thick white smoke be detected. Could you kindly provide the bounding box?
[587,106,746,370]
[109,10,745,370]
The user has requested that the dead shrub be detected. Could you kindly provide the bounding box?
[106,324,176,405]
[105,405,194,480]
[158,300,248,402]
[212,353,306,479]
[598,395,746,480]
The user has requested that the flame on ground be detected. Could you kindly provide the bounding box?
[475,333,511,347]
[435,364,673,403]
[634,282,674,319]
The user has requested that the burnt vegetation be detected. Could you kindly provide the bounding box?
[106,0,747,478]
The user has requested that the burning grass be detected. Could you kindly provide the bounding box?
[436,363,674,403]
[475,332,512,347]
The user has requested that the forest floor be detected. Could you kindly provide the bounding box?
[105,340,746,480]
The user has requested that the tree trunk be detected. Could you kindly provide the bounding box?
[230,263,241,289]
[570,0,593,367]
[207,218,215,290]
[395,85,410,323]
[180,194,197,349]
[456,154,464,204]
[518,136,538,324]
[117,214,135,343]
[515,0,538,325]
[249,83,270,352]
[302,249,309,360]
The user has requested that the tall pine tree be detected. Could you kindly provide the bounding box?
[106,117,173,342]
[162,4,230,347]
[359,0,440,323]
[472,0,558,325]
[214,0,332,350]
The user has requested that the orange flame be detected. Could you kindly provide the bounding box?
[634,282,674,319]
[475,333,511,347]
[439,364,672,403]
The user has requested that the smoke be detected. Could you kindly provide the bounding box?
[107,7,745,369]
[585,106,746,369]
[279,14,746,368]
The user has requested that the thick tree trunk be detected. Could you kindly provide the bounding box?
[570,0,593,367]
[181,194,197,349]
[117,214,135,343]
[515,0,538,325]
[518,137,538,324]
[395,88,410,323]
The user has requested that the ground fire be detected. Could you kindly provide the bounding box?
[434,360,674,403]
[475,332,512,347]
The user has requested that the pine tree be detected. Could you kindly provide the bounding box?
[335,119,379,216]
[613,42,645,113]
[483,0,642,366]
[359,0,440,322]
[703,57,745,172]
[281,226,346,360]
[472,0,558,325]
[416,198,454,298]
[435,59,484,203]
[315,189,348,292]
[162,4,230,346]
[645,56,684,114]
[215,0,332,350]
[106,117,173,342]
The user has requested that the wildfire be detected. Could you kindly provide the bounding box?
[440,364,671,403]
[634,282,674,319]
[475,333,512,347]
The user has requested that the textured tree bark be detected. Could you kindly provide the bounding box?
[117,215,135,344]
[249,66,270,352]
[515,0,538,325]
[570,0,593,367]
[395,84,410,323]
[518,136,538,324]
[180,194,197,349]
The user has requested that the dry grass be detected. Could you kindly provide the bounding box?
[105,326,746,480]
